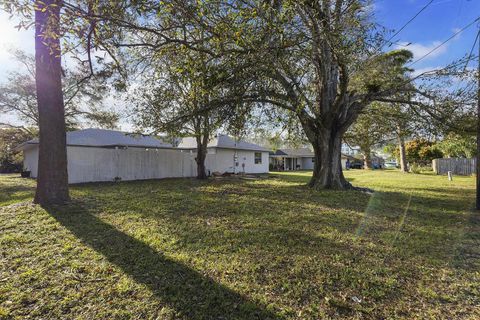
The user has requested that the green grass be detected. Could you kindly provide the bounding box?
[0,171,479,319]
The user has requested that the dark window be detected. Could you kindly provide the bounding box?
[254,152,262,164]
[312,158,315,162]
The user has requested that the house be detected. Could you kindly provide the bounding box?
[16,128,197,183]
[178,134,270,174]
[17,129,269,183]
[269,148,355,170]
[341,143,361,156]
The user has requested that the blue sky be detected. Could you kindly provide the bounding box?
[375,0,480,73]
[0,0,479,128]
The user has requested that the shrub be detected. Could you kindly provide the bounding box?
[410,163,421,174]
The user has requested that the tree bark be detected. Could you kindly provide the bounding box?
[363,149,372,169]
[308,128,352,190]
[195,134,209,179]
[33,0,70,205]
[397,134,408,173]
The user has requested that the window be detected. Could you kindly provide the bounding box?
[254,152,262,164]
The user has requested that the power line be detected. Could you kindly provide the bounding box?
[385,0,435,47]
[463,28,480,72]
[409,16,480,66]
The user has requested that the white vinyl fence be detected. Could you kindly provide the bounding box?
[432,158,476,176]
[68,147,197,183]
[27,146,197,183]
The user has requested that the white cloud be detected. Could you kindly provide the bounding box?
[410,66,442,77]
[394,41,448,61]
[451,27,462,41]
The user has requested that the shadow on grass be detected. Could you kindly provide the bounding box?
[46,201,281,320]
[268,172,356,185]
[0,184,35,207]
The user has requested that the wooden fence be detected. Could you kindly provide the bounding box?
[432,158,476,176]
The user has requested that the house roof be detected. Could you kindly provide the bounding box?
[271,148,315,157]
[178,134,269,152]
[17,128,172,150]
[269,149,288,156]
[271,147,355,159]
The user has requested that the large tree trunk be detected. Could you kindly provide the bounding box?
[308,128,352,190]
[195,134,209,179]
[397,135,408,173]
[33,0,70,205]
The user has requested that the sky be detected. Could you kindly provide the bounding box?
[375,0,480,73]
[0,0,479,130]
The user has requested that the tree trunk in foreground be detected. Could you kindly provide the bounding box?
[397,135,408,173]
[308,128,352,190]
[33,0,70,205]
[195,134,209,179]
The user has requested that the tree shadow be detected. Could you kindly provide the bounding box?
[45,201,282,320]
[0,184,35,206]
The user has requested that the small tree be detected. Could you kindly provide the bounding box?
[134,48,250,179]
[344,103,390,169]
[0,128,36,173]
[437,133,476,158]
[400,139,443,166]
[0,50,118,130]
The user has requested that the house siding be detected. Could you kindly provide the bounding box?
[23,147,39,177]
[301,157,315,170]
[205,148,269,174]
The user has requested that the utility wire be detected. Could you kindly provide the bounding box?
[384,0,435,47]
[409,16,480,66]
[463,28,480,72]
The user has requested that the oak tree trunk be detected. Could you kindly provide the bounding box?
[398,135,408,173]
[33,0,70,205]
[308,128,352,190]
[195,134,209,179]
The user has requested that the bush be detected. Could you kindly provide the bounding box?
[409,164,432,174]
[410,163,421,174]
[0,128,36,173]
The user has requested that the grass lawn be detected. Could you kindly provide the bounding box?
[1,170,479,319]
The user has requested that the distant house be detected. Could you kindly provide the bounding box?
[269,148,354,170]
[178,134,270,174]
[341,143,361,156]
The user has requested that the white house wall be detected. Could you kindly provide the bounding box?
[301,157,315,170]
[205,148,269,174]
[23,147,39,177]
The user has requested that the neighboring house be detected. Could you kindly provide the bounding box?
[16,128,197,183]
[341,143,361,156]
[270,148,355,170]
[178,134,270,174]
